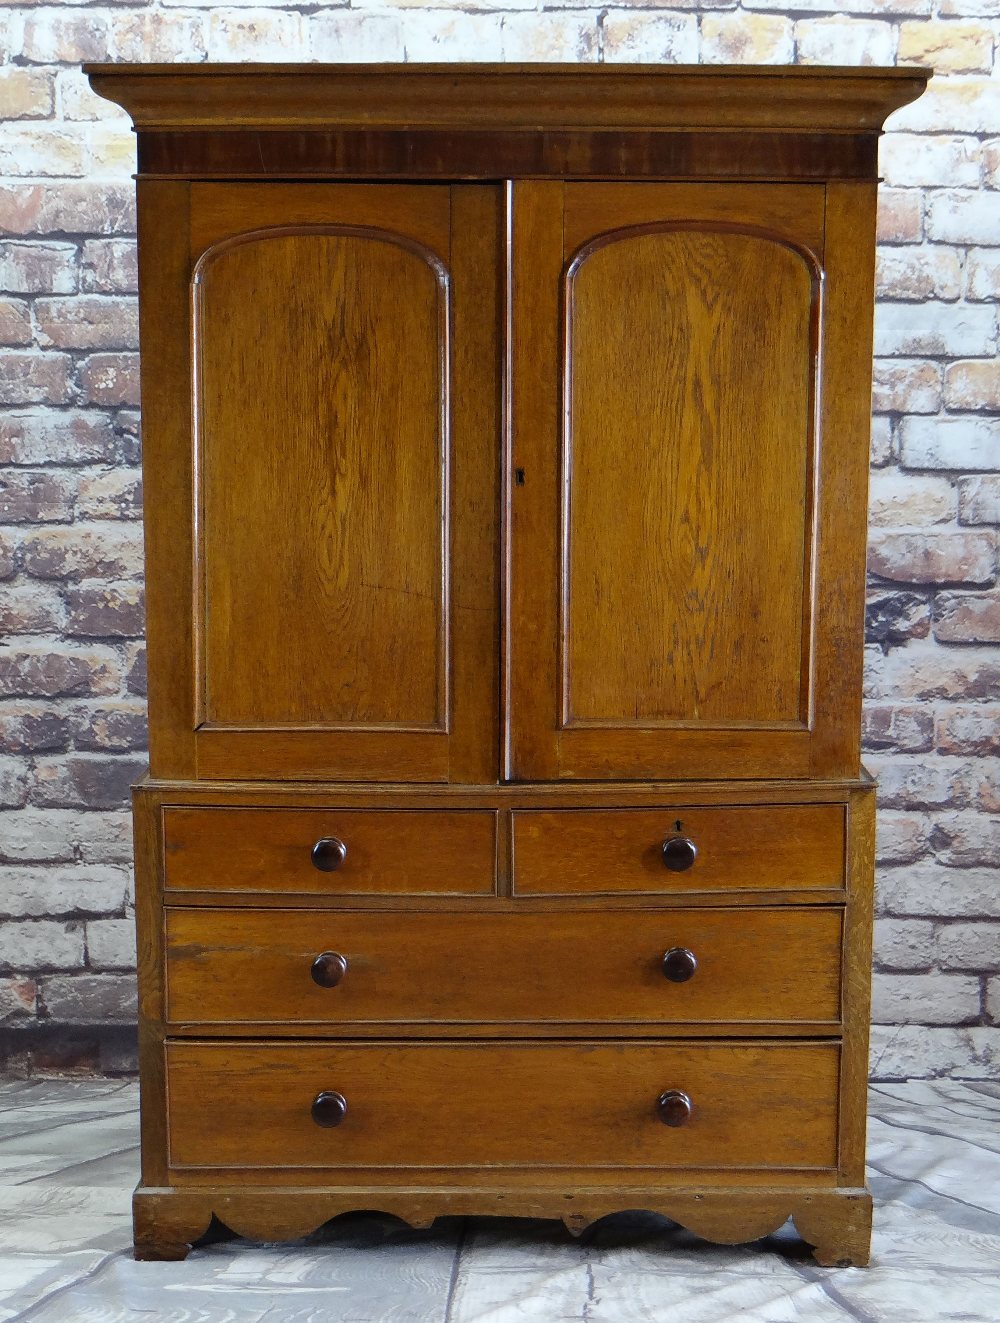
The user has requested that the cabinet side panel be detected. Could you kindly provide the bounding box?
[809,182,877,778]
[137,181,195,777]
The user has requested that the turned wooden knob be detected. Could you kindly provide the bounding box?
[661,836,697,872]
[311,1090,348,1128]
[311,837,347,872]
[311,951,348,988]
[661,947,698,982]
[656,1090,692,1127]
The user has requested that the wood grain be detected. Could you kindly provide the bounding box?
[165,1040,840,1172]
[164,906,843,1029]
[513,805,845,895]
[163,806,497,896]
[563,223,818,729]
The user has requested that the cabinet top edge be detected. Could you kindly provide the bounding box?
[83,62,930,134]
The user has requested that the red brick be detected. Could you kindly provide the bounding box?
[0,410,117,466]
[868,531,997,586]
[64,582,145,638]
[35,296,139,351]
[0,584,65,633]
[0,299,32,347]
[937,706,1000,755]
[70,701,147,752]
[862,703,934,753]
[0,645,120,699]
[0,470,75,523]
[124,643,146,697]
[33,755,149,811]
[877,189,922,243]
[80,240,137,294]
[0,242,77,295]
[0,352,73,406]
[20,526,144,581]
[935,590,1000,642]
[78,353,140,406]
[76,469,142,521]
[0,183,135,238]
[866,589,931,647]
[0,704,72,754]
[0,977,37,1020]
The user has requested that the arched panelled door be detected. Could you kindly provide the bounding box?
[156,184,500,782]
[507,181,870,781]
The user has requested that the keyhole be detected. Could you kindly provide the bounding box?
[515,468,526,486]
[674,819,683,832]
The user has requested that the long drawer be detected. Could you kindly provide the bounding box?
[512,805,846,895]
[164,907,843,1028]
[165,1040,840,1172]
[162,807,498,896]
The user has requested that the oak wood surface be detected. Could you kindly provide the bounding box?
[163,905,843,1029]
[512,804,845,895]
[85,63,929,134]
[163,806,498,896]
[91,61,910,1268]
[165,1040,840,1172]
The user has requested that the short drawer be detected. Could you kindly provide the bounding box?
[162,807,497,895]
[165,1040,840,1172]
[164,907,842,1028]
[512,805,845,895]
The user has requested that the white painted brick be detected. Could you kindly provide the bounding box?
[86,917,136,969]
[873,918,936,970]
[927,191,1000,246]
[876,810,932,864]
[401,12,506,61]
[0,919,85,971]
[206,10,305,61]
[988,978,1000,1023]
[967,248,1000,302]
[937,922,1000,971]
[867,471,956,526]
[795,17,895,66]
[870,1026,1000,1080]
[0,865,128,919]
[877,246,963,302]
[501,13,600,61]
[309,12,406,62]
[871,972,980,1024]
[879,134,980,189]
[874,302,997,357]
[888,76,1000,135]
[871,416,894,467]
[900,416,1000,472]
[878,864,1000,918]
[604,13,699,62]
[864,642,1000,701]
[872,359,941,414]
[701,14,793,64]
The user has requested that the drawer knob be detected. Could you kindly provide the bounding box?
[656,1090,693,1127]
[311,1090,348,1128]
[661,836,697,872]
[311,951,348,988]
[311,836,347,872]
[661,947,698,982]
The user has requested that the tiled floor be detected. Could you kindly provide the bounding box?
[0,1079,998,1321]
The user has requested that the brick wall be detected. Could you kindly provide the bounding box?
[0,7,998,1078]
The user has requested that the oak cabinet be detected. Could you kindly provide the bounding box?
[87,61,928,1268]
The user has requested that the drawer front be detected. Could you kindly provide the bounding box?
[162,808,497,895]
[164,907,842,1028]
[512,805,846,895]
[165,1040,840,1172]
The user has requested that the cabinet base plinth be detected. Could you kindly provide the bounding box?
[132,1184,872,1267]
